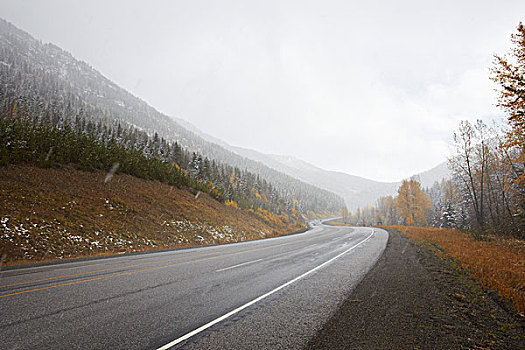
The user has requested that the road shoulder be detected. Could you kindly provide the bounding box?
[306,229,524,350]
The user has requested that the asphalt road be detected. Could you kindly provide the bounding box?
[0,224,388,349]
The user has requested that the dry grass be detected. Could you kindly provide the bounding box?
[324,219,352,227]
[381,225,525,315]
[0,165,302,265]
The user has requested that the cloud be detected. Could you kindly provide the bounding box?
[0,0,523,181]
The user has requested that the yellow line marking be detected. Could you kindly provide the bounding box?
[1,229,345,289]
[0,242,293,299]
[1,241,296,289]
[0,255,215,299]
[0,253,219,289]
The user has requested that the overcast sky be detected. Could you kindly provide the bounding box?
[1,1,524,181]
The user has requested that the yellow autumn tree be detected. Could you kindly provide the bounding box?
[491,22,525,188]
[376,195,396,225]
[341,207,350,223]
[394,179,431,226]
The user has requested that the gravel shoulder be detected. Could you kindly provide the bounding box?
[306,229,524,350]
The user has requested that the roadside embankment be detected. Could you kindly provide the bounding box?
[384,225,524,315]
[0,165,304,266]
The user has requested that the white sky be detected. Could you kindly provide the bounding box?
[2,0,524,181]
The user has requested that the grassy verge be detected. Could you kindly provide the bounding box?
[0,165,305,266]
[324,219,352,226]
[381,225,525,316]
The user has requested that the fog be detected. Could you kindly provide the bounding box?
[1,0,524,181]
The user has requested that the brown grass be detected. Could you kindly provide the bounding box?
[0,165,302,265]
[324,219,352,227]
[381,225,525,315]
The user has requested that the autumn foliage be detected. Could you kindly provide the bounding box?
[490,22,525,226]
[440,23,525,238]
[491,22,525,187]
[394,179,432,226]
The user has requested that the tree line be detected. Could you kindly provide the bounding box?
[345,23,525,239]
[0,105,328,225]
[443,23,524,237]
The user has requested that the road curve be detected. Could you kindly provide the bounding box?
[0,224,388,349]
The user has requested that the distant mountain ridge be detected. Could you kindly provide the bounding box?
[231,147,450,210]
[176,119,450,210]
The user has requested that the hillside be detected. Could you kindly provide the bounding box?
[0,165,302,265]
[0,18,344,216]
[166,118,451,210]
[230,146,449,210]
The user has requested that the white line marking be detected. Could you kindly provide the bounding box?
[216,258,264,272]
[156,229,375,350]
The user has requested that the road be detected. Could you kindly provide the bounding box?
[0,224,388,349]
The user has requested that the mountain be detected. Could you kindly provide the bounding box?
[175,120,450,210]
[0,17,449,214]
[259,156,450,210]
[256,154,450,210]
[413,162,451,189]
[228,147,398,210]
[0,18,344,216]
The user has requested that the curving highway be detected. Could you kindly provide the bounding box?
[0,223,388,349]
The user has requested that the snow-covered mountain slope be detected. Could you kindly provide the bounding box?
[255,152,449,210]
[0,17,449,212]
[0,18,345,213]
